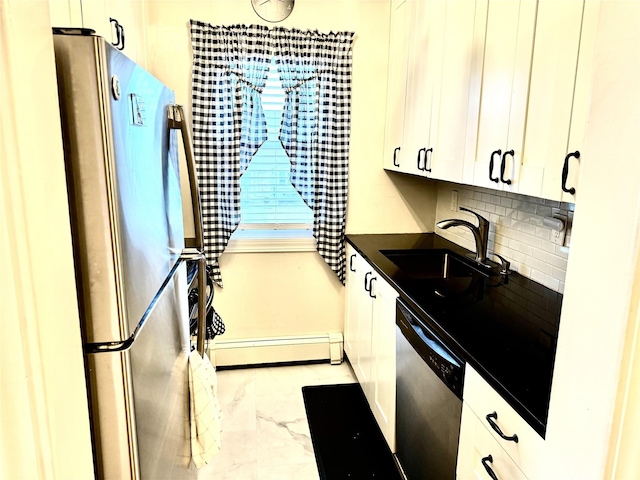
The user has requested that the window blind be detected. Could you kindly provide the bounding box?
[235,59,313,231]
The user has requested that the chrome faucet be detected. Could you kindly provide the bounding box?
[437,207,490,265]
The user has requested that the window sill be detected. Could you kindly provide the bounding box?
[225,229,317,253]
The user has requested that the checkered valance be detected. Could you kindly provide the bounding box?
[190,20,354,286]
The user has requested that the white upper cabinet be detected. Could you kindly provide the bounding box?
[383,0,447,177]
[470,0,537,191]
[49,0,146,66]
[431,0,486,183]
[519,0,600,202]
[403,0,447,178]
[49,0,83,27]
[382,0,411,174]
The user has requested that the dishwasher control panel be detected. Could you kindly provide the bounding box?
[397,298,465,398]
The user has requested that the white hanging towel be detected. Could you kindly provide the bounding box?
[188,349,223,467]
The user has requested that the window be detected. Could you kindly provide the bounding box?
[227,58,315,252]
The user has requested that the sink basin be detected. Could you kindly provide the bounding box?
[380,249,479,280]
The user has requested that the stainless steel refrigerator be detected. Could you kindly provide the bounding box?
[53,31,204,479]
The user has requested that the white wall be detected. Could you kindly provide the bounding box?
[607,239,640,479]
[1,0,94,477]
[142,0,437,354]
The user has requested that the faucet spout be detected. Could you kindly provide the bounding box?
[436,207,490,264]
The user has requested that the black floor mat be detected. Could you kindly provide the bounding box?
[302,383,402,480]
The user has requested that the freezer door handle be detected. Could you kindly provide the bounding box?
[168,104,208,356]
[84,249,205,354]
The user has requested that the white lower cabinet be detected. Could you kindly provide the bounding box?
[458,403,529,480]
[344,245,398,450]
[369,274,398,450]
[459,364,547,480]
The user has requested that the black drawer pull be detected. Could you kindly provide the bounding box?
[500,149,514,185]
[481,455,499,480]
[489,150,501,183]
[425,147,433,172]
[486,412,519,443]
[393,147,400,167]
[349,254,356,272]
[562,151,579,194]
[368,277,377,298]
[109,18,125,50]
[364,271,373,292]
[417,148,426,171]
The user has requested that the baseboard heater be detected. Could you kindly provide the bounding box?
[207,332,344,367]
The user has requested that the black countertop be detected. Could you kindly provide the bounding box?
[346,233,563,438]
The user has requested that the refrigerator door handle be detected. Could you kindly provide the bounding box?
[168,104,208,356]
[85,249,205,354]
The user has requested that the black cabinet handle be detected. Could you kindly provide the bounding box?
[417,148,426,171]
[349,254,356,272]
[425,147,433,173]
[486,412,519,443]
[364,271,373,292]
[481,455,499,480]
[489,150,501,183]
[562,151,580,194]
[110,18,125,50]
[368,277,377,298]
[393,147,400,167]
[500,150,514,185]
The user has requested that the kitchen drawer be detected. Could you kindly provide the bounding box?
[463,365,547,479]
[458,403,529,480]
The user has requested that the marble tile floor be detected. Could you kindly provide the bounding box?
[197,360,358,480]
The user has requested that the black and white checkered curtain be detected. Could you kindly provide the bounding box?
[191,20,354,286]
[272,28,355,284]
[190,21,271,286]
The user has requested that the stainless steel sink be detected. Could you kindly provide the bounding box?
[380,249,479,280]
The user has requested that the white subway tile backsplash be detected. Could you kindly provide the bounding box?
[537,205,553,217]
[522,223,536,235]
[500,198,513,208]
[538,262,554,276]
[435,183,573,293]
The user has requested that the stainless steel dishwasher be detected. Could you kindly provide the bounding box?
[395,298,465,480]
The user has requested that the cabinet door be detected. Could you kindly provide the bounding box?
[472,0,537,191]
[463,364,547,479]
[370,276,398,451]
[403,0,447,177]
[355,260,375,402]
[382,0,411,173]
[518,1,584,200]
[105,0,146,66]
[49,0,83,26]
[344,244,359,362]
[431,0,484,183]
[77,0,145,65]
[540,0,599,202]
[80,0,110,38]
[458,404,529,480]
[557,0,599,203]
